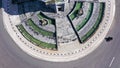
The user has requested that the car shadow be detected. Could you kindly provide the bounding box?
[105,37,113,42]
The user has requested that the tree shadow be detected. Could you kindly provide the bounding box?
[2,0,55,15]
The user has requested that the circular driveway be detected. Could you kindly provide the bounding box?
[0,0,120,68]
[2,0,115,62]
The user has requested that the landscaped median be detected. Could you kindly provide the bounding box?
[16,24,57,50]
[80,3,105,43]
[27,19,54,37]
[69,2,83,20]
[76,3,94,31]
[37,12,55,25]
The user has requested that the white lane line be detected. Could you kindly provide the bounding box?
[109,57,115,67]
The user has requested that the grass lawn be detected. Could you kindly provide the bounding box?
[81,3,105,43]
[16,24,57,50]
[76,3,94,31]
[69,2,83,20]
[37,12,55,25]
[27,19,54,37]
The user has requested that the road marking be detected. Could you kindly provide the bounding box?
[109,57,115,67]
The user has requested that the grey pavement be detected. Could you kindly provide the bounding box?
[0,0,120,68]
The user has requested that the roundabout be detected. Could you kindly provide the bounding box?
[2,0,115,62]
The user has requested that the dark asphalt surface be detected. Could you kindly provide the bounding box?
[0,0,120,68]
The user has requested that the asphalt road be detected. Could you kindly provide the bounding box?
[0,0,120,68]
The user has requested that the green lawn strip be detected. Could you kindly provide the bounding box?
[69,2,83,20]
[93,3,105,28]
[76,3,94,31]
[81,3,105,43]
[27,19,54,37]
[16,24,56,49]
[37,12,55,25]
